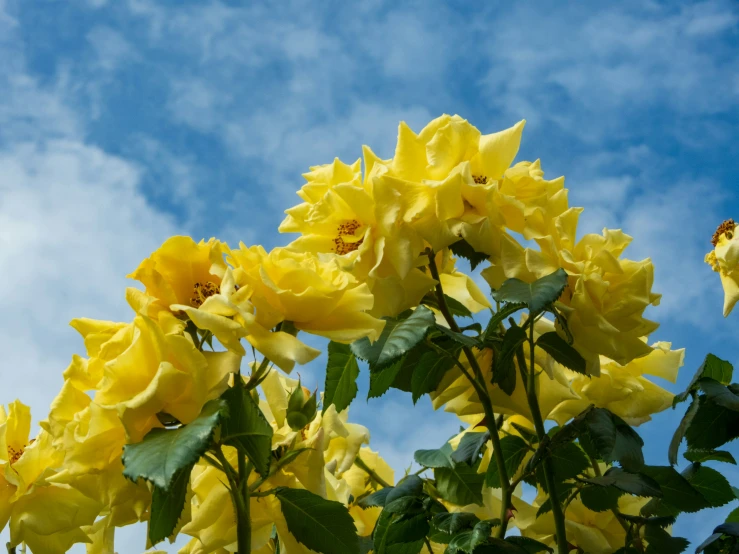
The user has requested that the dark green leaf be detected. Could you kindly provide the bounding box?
[684,450,737,464]
[414,443,455,469]
[579,484,622,512]
[644,524,689,554]
[716,522,739,536]
[450,238,489,270]
[123,399,225,489]
[492,325,526,396]
[385,475,423,505]
[485,435,529,488]
[537,482,576,517]
[483,303,526,343]
[641,466,707,513]
[411,350,457,403]
[421,292,473,318]
[373,510,427,554]
[695,533,724,553]
[434,324,481,348]
[149,467,190,545]
[275,487,359,554]
[700,379,739,411]
[475,539,532,553]
[430,512,480,536]
[435,464,485,506]
[535,332,586,374]
[587,467,662,498]
[669,397,700,466]
[452,432,490,466]
[688,465,735,508]
[727,506,739,524]
[368,357,406,399]
[510,423,539,445]
[674,353,733,405]
[447,520,498,553]
[383,496,424,515]
[358,535,374,554]
[220,385,273,477]
[686,396,739,450]
[358,487,392,509]
[352,306,435,370]
[492,269,568,314]
[505,536,553,553]
[583,408,645,471]
[545,442,590,488]
[324,342,360,414]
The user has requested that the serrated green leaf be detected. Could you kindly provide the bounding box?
[368,357,406,399]
[384,496,424,515]
[435,463,485,506]
[275,487,359,554]
[669,397,700,466]
[641,466,707,513]
[726,506,739,523]
[536,482,576,518]
[421,292,473,318]
[358,487,392,509]
[452,431,490,466]
[149,467,190,545]
[700,379,739,411]
[535,332,586,374]
[450,238,489,270]
[587,467,662,498]
[123,399,225,489]
[492,325,526,396]
[686,396,739,450]
[492,269,568,314]
[352,307,434,370]
[411,350,457,403]
[584,408,645,471]
[434,324,481,348]
[373,510,428,554]
[674,353,733,405]
[220,385,273,477]
[688,465,735,508]
[579,484,622,513]
[414,442,455,469]
[483,303,526,343]
[684,450,737,465]
[447,520,498,554]
[430,512,480,537]
[323,342,360,414]
[505,536,553,553]
[644,524,689,554]
[485,435,530,488]
[385,475,423,504]
[538,442,590,493]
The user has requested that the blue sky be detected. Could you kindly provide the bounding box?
[1,0,738,550]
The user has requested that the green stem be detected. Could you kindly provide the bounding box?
[523,316,569,554]
[425,538,434,553]
[354,455,393,489]
[6,544,15,554]
[426,250,512,538]
[215,448,251,554]
[587,454,630,532]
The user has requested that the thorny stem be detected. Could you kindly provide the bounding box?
[425,538,434,553]
[354,455,393,489]
[522,316,569,554]
[426,250,513,538]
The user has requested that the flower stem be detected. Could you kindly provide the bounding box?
[522,316,568,554]
[215,448,251,554]
[354,455,393,488]
[426,250,513,538]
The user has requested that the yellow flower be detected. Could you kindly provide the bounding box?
[94,315,240,442]
[706,218,739,316]
[549,341,684,426]
[228,244,385,343]
[483,209,660,374]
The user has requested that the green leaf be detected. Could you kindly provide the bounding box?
[505,536,553,553]
[475,539,532,553]
[373,510,428,554]
[538,442,590,492]
[434,324,481,348]
[368,357,406,399]
[220,385,273,477]
[485,435,529,488]
[411,350,457,403]
[674,353,733,405]
[451,431,490,466]
[686,396,739,450]
[123,399,225,489]
[385,475,423,505]
[641,466,708,513]
[700,379,739,411]
[492,325,526,396]
[587,467,662,498]
[726,506,739,523]
[383,496,424,515]
[579,484,622,513]
[684,449,737,465]
[430,512,480,537]
[583,408,645,471]
[358,487,392,509]
[149,467,190,545]
[669,397,700,466]
[323,342,360,414]
[688,465,735,508]
[352,307,435,369]
[536,482,576,518]
[421,292,473,318]
[492,268,568,314]
[435,464,485,506]
[695,532,724,553]
[450,238,489,270]
[535,332,586,374]
[483,303,526,343]
[275,487,359,554]
[414,442,455,469]
[447,520,498,553]
[644,524,689,554]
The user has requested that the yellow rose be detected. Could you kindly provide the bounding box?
[483,209,660,373]
[94,314,239,442]
[706,218,739,316]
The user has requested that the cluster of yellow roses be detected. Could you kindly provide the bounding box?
[1,114,685,553]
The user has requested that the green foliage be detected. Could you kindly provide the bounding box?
[687,465,735,508]
[435,463,485,506]
[579,484,623,512]
[122,399,225,489]
[368,357,406,399]
[504,536,553,553]
[643,524,689,554]
[492,325,526,395]
[373,511,428,554]
[434,324,482,348]
[483,302,525,343]
[685,395,739,450]
[410,349,457,403]
[446,519,499,553]
[485,435,529,488]
[358,487,393,509]
[352,306,435,369]
[149,467,190,545]
[587,467,662,498]
[674,353,733,405]
[429,512,480,540]
[451,431,490,466]
[640,465,709,514]
[492,268,568,314]
[275,487,359,554]
[421,292,473,318]
[323,341,360,414]
[535,331,586,374]
[415,442,455,469]
[220,385,273,476]
[669,397,701,466]
[450,238,489,270]
[581,407,645,471]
